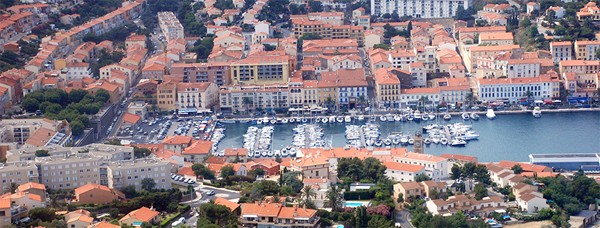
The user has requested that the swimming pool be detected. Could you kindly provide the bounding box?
[345,202,364,207]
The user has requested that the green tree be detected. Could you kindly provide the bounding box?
[133,146,151,158]
[94,88,111,103]
[109,208,120,218]
[546,10,555,27]
[71,120,85,136]
[5,182,18,194]
[192,163,215,180]
[220,165,235,179]
[474,183,488,200]
[35,150,50,157]
[257,180,279,195]
[198,203,236,226]
[45,103,63,114]
[282,171,303,193]
[22,98,40,112]
[140,222,152,228]
[415,173,432,182]
[324,96,336,112]
[29,207,56,222]
[354,206,369,228]
[299,32,323,40]
[141,178,156,191]
[372,43,390,50]
[308,0,322,12]
[520,18,532,28]
[511,164,523,174]
[242,97,253,113]
[69,89,88,103]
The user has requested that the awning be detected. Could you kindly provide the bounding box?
[544,101,553,104]
[494,209,506,213]
[243,215,258,218]
[534,100,543,104]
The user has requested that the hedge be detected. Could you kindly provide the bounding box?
[343,190,375,200]
[160,212,181,228]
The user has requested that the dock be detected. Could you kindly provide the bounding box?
[443,125,452,140]
[359,126,366,148]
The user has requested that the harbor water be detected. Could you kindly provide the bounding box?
[216,112,600,162]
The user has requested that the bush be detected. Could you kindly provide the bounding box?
[159,212,181,227]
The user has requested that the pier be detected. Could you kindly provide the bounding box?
[359,126,366,148]
[443,125,452,140]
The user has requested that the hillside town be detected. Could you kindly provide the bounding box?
[0,0,600,227]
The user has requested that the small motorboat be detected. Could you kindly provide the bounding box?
[407,115,414,121]
[270,119,277,124]
[533,107,542,118]
[394,115,401,121]
[262,151,268,156]
[358,115,365,121]
[444,114,451,121]
[345,116,352,123]
[440,138,448,145]
[296,117,302,123]
[267,150,274,157]
[400,136,409,144]
[329,116,336,123]
[366,139,374,146]
[380,115,387,121]
[289,118,295,123]
[302,117,308,123]
[374,140,383,147]
[470,113,480,120]
[393,137,400,145]
[408,139,414,145]
[281,148,289,157]
[386,114,394,122]
[316,118,321,123]
[322,117,328,123]
[274,150,281,157]
[486,109,496,119]
[289,148,297,156]
[257,119,263,125]
[336,116,344,123]
[451,139,467,146]
[424,138,431,144]
[384,138,392,145]
[429,114,436,120]
[282,118,289,124]
[220,119,235,124]
[239,119,251,123]
[461,113,470,121]
[422,114,429,121]
[413,110,422,121]
[432,137,440,144]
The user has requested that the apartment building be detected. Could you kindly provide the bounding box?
[477,77,557,103]
[479,32,514,45]
[371,0,472,18]
[0,162,39,192]
[551,41,573,63]
[106,158,172,191]
[469,45,520,70]
[65,62,92,81]
[558,60,600,75]
[388,49,416,72]
[158,12,184,42]
[292,19,364,45]
[157,80,177,110]
[574,40,600,60]
[0,118,70,146]
[393,180,447,201]
[458,26,506,43]
[302,39,360,56]
[400,88,441,108]
[431,77,471,105]
[230,54,292,85]
[374,68,401,108]
[219,84,290,112]
[500,59,542,78]
[7,144,133,163]
[383,161,425,182]
[170,62,231,86]
[37,154,104,189]
[176,82,219,111]
[409,62,427,87]
[323,69,368,110]
[576,2,600,20]
[307,12,344,25]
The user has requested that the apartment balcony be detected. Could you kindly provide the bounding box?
[28,173,38,177]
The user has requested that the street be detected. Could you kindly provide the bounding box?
[395,209,413,228]
[183,184,241,227]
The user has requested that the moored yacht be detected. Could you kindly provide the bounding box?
[380,115,387,122]
[413,110,422,121]
[345,116,352,123]
[486,109,496,119]
[533,107,542,118]
[461,113,470,121]
[470,113,479,120]
[443,113,451,121]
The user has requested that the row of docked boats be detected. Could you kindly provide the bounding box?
[378,110,437,122]
[242,126,278,158]
[210,128,225,155]
[422,123,479,146]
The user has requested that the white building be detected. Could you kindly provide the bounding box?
[391,151,448,181]
[65,62,92,81]
[500,59,541,78]
[255,21,271,36]
[327,55,363,71]
[550,41,572,63]
[400,88,441,108]
[517,192,549,212]
[409,62,427,87]
[388,49,416,71]
[158,11,184,42]
[477,77,555,104]
[371,0,472,18]
[382,161,426,182]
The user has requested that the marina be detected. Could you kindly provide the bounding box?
[214,111,600,162]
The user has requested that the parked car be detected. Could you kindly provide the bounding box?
[206,190,215,196]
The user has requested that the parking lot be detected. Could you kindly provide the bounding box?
[116,116,214,144]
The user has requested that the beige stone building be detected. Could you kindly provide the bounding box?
[106,158,172,191]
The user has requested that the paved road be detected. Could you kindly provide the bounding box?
[183,185,241,227]
[395,209,413,228]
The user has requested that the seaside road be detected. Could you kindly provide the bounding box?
[395,209,413,228]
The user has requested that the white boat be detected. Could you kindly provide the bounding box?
[380,115,387,121]
[458,131,480,140]
[440,138,448,145]
[400,136,409,144]
[289,148,297,156]
[274,150,281,157]
[386,114,394,122]
[220,120,235,124]
[270,119,277,124]
[281,148,288,157]
[384,138,392,145]
[432,137,440,144]
[282,118,289,124]
[422,114,429,121]
[374,140,383,147]
[263,117,269,123]
[289,118,295,123]
[257,119,263,124]
[336,116,344,123]
[407,115,414,121]
[394,115,401,121]
[414,110,422,121]
[443,114,451,121]
[262,151,268,156]
[316,118,321,123]
[358,115,365,121]
[470,113,479,120]
[302,117,308,123]
[424,138,431,144]
[408,139,414,145]
[393,137,400,144]
[296,117,302,123]
[461,113,470,121]
[329,116,336,123]
[345,116,352,123]
[486,109,496,119]
[322,118,328,123]
[429,114,436,120]
[451,139,467,146]
[533,107,542,118]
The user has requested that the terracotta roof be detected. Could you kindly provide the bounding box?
[401,87,440,94]
[162,136,193,145]
[397,181,421,190]
[224,148,247,156]
[206,157,227,164]
[177,167,195,176]
[383,161,425,172]
[440,154,477,162]
[88,221,121,228]
[469,44,520,52]
[18,182,46,192]
[458,26,506,33]
[67,215,94,224]
[66,209,91,218]
[214,197,240,211]
[480,32,514,41]
[75,183,111,195]
[182,140,213,155]
[303,178,328,183]
[551,41,571,46]
[121,113,141,124]
[176,82,212,92]
[119,207,159,223]
[374,68,400,84]
[278,206,317,219]
[241,202,282,216]
[25,128,56,147]
[498,161,550,173]
[142,63,166,71]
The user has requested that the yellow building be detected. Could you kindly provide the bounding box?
[230,54,292,85]
[374,68,401,108]
[292,18,365,45]
[157,80,177,110]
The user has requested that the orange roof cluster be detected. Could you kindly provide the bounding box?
[458,26,506,33]
[17,182,46,192]
[383,161,425,172]
[24,128,56,147]
[440,154,478,162]
[74,183,112,195]
[215,197,240,211]
[182,140,213,155]
[374,68,400,85]
[480,32,513,41]
[118,207,159,223]
[401,87,441,94]
[477,77,546,85]
[67,215,94,224]
[162,135,193,145]
[224,148,248,156]
[469,44,520,52]
[497,161,551,173]
[121,113,141,124]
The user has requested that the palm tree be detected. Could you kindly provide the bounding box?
[465,92,474,107]
[242,97,253,113]
[418,96,430,107]
[324,96,335,113]
[5,182,18,193]
[324,185,344,212]
[523,90,534,105]
[560,89,572,103]
[358,95,367,110]
[302,185,317,202]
